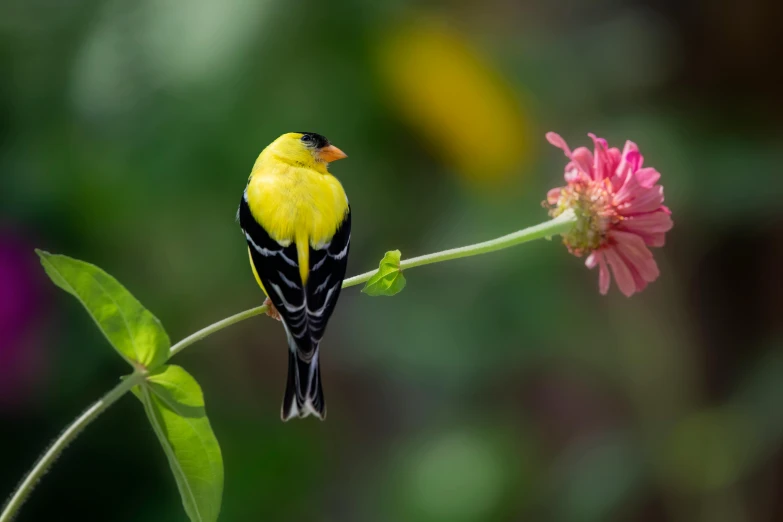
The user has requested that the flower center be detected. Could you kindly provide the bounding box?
[548,177,618,256]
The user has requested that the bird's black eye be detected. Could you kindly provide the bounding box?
[297,132,329,148]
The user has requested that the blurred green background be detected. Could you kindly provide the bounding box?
[2,0,782,521]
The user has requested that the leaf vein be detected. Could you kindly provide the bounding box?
[152,384,220,498]
[142,386,203,522]
[86,271,141,364]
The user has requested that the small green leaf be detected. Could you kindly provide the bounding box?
[137,365,224,522]
[362,249,407,296]
[35,250,169,369]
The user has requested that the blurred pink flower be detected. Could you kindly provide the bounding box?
[0,231,49,409]
[545,132,673,297]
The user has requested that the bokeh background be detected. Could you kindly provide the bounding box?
[2,0,783,520]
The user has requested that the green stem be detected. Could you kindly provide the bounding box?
[2,211,576,521]
[169,305,269,358]
[0,371,147,522]
[343,208,576,288]
[168,209,576,357]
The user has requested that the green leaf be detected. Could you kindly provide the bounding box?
[35,250,171,369]
[136,365,224,522]
[35,250,169,369]
[362,249,407,296]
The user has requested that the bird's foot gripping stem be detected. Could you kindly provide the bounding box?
[263,297,282,322]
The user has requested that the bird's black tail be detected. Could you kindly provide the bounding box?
[281,346,326,421]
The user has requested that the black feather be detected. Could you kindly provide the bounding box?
[297,132,330,149]
[305,211,351,344]
[238,192,350,419]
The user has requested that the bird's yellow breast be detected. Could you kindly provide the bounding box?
[246,159,348,246]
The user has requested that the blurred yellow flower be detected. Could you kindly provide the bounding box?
[377,20,533,184]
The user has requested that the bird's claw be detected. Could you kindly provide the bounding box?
[263,297,282,321]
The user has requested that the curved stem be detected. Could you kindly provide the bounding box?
[0,371,147,522]
[169,305,269,358]
[342,209,576,288]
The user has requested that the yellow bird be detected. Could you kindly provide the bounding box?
[238,132,350,421]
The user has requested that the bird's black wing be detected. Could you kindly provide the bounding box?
[238,193,350,359]
[304,208,350,346]
[239,193,313,356]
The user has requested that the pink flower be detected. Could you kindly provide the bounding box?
[545,132,673,297]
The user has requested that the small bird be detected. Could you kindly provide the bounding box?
[238,132,350,421]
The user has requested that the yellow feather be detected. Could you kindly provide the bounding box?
[247,247,268,296]
[295,231,310,284]
[245,133,349,285]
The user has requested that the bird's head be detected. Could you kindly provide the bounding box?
[268,132,347,170]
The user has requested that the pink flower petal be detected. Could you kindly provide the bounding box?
[546,132,571,156]
[615,166,665,212]
[625,151,642,173]
[620,140,641,168]
[588,133,610,181]
[619,211,673,247]
[621,140,639,157]
[585,251,611,294]
[603,247,637,297]
[606,147,622,177]
[627,263,649,293]
[588,133,608,149]
[634,167,660,189]
[569,147,594,178]
[612,230,653,258]
[612,231,660,282]
[612,147,640,188]
[598,255,611,295]
[564,166,581,183]
[547,187,563,205]
[642,233,666,247]
[619,211,673,235]
[613,167,645,204]
[621,185,665,214]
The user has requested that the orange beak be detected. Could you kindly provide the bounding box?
[317,144,348,163]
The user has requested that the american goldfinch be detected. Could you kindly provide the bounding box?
[238,132,350,421]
